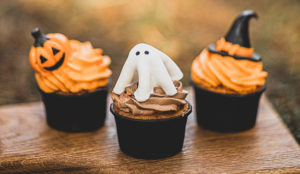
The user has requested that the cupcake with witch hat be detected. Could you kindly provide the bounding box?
[29,28,112,132]
[111,43,192,159]
[191,10,268,132]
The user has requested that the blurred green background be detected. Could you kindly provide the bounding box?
[0,0,299,142]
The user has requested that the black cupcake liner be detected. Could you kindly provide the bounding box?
[110,102,192,159]
[191,81,265,132]
[39,85,109,132]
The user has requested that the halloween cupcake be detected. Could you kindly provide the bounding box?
[29,28,112,132]
[191,10,268,132]
[110,43,192,159]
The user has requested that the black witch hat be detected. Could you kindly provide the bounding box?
[31,28,49,47]
[208,10,261,62]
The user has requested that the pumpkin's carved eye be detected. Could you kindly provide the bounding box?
[52,47,60,55]
[40,55,47,64]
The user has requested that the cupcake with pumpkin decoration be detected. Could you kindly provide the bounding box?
[29,28,112,132]
[191,10,267,132]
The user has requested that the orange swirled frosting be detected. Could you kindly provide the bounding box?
[191,38,267,94]
[29,33,112,94]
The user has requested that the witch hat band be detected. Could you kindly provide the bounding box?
[208,10,261,62]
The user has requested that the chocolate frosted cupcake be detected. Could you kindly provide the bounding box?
[29,28,112,132]
[111,43,192,159]
[191,10,268,132]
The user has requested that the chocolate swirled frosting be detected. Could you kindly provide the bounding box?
[112,81,188,120]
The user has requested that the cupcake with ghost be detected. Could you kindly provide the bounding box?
[191,10,267,132]
[29,28,112,132]
[111,43,192,159]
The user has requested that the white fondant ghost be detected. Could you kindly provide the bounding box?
[113,43,183,102]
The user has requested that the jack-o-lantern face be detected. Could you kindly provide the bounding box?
[29,28,70,72]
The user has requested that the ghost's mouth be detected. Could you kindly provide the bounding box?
[44,53,65,71]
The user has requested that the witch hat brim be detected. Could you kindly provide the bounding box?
[208,44,261,61]
[207,10,261,62]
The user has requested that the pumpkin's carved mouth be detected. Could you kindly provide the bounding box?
[44,53,65,71]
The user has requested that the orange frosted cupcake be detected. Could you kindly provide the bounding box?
[29,28,112,132]
[191,10,267,132]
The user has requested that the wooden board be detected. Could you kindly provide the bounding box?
[0,91,300,174]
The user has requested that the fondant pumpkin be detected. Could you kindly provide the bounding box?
[29,28,70,73]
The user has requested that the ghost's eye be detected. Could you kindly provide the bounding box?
[52,47,60,55]
[40,55,47,64]
[144,51,149,55]
[136,51,140,56]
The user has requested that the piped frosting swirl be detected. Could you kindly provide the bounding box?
[30,32,112,94]
[112,81,188,119]
[191,40,267,94]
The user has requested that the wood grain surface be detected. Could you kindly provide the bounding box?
[0,90,300,174]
